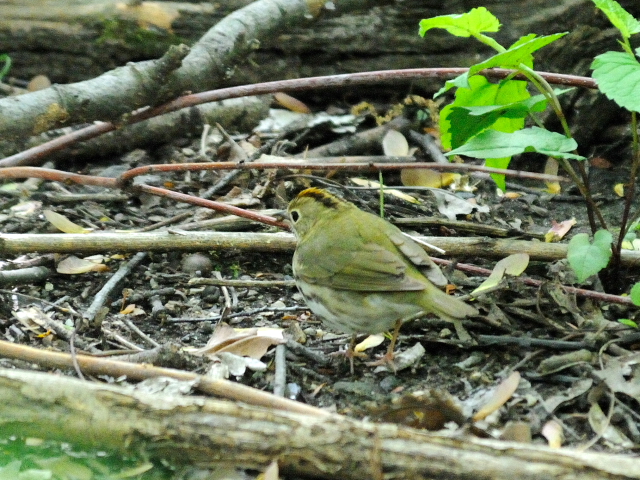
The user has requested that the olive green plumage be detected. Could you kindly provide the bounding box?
[288,188,477,336]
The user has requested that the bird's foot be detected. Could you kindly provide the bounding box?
[365,350,397,373]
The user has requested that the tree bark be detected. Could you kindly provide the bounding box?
[2,231,640,268]
[0,367,638,480]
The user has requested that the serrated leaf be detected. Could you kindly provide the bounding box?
[508,33,538,49]
[419,7,500,38]
[440,75,529,149]
[592,51,640,112]
[592,0,640,39]
[445,127,584,160]
[435,71,471,97]
[468,33,568,75]
[630,282,640,306]
[567,230,612,283]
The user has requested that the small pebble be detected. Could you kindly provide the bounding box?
[181,253,213,276]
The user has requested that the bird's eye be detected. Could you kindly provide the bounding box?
[290,210,300,222]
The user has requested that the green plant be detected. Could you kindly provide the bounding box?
[419,7,580,192]
[420,3,640,301]
[0,54,11,81]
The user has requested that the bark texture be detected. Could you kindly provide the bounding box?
[0,367,639,480]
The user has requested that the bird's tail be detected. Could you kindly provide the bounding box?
[422,282,478,321]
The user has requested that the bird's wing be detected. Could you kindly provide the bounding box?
[387,231,448,287]
[293,234,427,292]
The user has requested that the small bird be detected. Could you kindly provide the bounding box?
[288,187,477,369]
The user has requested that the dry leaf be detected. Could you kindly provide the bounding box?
[591,156,612,169]
[120,304,145,315]
[370,389,466,430]
[257,460,279,480]
[350,178,419,204]
[214,352,268,377]
[541,420,564,448]
[12,307,52,334]
[57,255,109,274]
[374,342,426,373]
[401,169,460,188]
[354,334,385,352]
[614,183,625,197]
[544,157,561,194]
[27,75,51,92]
[500,421,532,443]
[274,92,311,113]
[544,218,576,242]
[588,402,634,448]
[10,201,41,217]
[116,1,179,31]
[427,188,489,220]
[542,378,592,414]
[193,323,285,360]
[592,353,640,402]
[44,210,92,234]
[473,371,521,421]
[382,130,409,156]
[502,191,522,199]
[471,254,529,295]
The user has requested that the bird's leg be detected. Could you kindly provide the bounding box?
[328,333,367,374]
[366,318,403,372]
[348,333,358,375]
[451,318,472,342]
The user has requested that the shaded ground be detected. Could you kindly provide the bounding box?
[1,98,639,473]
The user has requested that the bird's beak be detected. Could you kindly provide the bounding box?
[270,209,289,221]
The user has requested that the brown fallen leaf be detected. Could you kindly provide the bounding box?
[473,371,521,421]
[192,323,285,360]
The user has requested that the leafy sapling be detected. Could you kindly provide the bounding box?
[419,7,579,190]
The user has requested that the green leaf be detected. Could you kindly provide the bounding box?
[445,127,585,160]
[471,253,529,295]
[467,33,567,76]
[592,51,640,112]
[486,157,511,190]
[435,71,471,97]
[618,318,639,329]
[419,7,500,38]
[0,54,11,81]
[592,0,640,39]
[462,89,572,116]
[440,75,530,149]
[630,282,640,306]
[508,33,538,49]
[567,230,613,283]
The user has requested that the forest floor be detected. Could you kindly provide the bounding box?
[1,96,639,474]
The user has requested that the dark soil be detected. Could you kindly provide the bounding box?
[2,99,640,471]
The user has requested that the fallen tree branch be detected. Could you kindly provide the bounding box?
[0,0,390,142]
[2,231,640,266]
[0,340,326,418]
[0,367,638,479]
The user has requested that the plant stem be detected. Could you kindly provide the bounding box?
[517,64,606,232]
[615,111,640,259]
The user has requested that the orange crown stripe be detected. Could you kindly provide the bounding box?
[297,188,343,209]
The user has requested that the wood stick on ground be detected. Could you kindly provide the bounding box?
[0,340,327,418]
[3,232,640,267]
[0,367,638,479]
